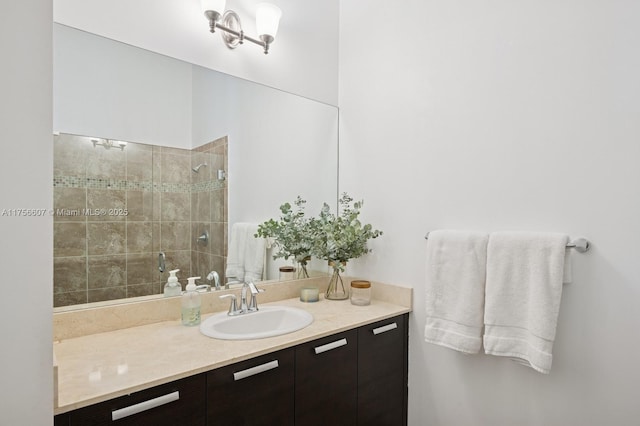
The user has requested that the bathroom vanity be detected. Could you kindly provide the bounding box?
[53,279,411,425]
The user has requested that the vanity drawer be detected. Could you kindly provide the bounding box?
[68,374,206,426]
[206,348,295,426]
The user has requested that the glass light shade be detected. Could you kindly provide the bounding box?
[256,3,282,38]
[201,0,226,14]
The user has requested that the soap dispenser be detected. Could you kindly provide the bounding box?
[182,276,201,326]
[164,269,182,297]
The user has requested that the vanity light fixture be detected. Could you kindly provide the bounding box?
[201,0,282,54]
[91,138,127,151]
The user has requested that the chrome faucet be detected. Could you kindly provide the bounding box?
[240,281,257,313]
[220,281,264,316]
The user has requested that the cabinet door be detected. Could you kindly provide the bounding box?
[357,314,408,426]
[54,413,70,426]
[295,329,358,426]
[69,374,206,426]
[206,348,295,426]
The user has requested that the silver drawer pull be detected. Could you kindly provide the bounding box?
[111,391,179,421]
[314,338,348,355]
[233,360,279,381]
[373,322,398,335]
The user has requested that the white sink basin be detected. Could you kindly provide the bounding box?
[199,306,313,340]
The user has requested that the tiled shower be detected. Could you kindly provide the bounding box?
[53,133,227,307]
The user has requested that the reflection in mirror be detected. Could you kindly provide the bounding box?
[53,134,227,307]
[53,24,338,309]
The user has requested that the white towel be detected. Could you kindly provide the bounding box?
[225,223,266,282]
[424,230,489,354]
[243,226,267,282]
[483,231,569,374]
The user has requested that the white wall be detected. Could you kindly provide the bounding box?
[192,64,338,279]
[54,24,193,148]
[53,0,339,106]
[339,1,640,425]
[0,1,53,425]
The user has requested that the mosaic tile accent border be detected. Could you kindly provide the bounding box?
[52,176,215,194]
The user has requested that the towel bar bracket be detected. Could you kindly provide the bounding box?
[567,237,589,253]
[424,233,590,253]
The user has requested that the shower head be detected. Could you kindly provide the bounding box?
[192,162,207,173]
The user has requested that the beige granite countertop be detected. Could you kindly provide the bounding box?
[54,280,412,415]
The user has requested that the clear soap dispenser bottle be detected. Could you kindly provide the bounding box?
[164,269,182,297]
[182,276,201,326]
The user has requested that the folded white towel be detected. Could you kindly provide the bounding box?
[225,223,265,282]
[483,231,569,374]
[424,230,489,354]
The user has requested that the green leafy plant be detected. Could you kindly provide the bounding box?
[311,193,383,273]
[255,196,314,278]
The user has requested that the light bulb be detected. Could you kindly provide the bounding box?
[256,3,282,39]
[201,0,226,14]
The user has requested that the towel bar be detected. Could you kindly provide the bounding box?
[423,233,590,253]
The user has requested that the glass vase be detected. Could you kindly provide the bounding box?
[296,256,311,279]
[325,261,349,300]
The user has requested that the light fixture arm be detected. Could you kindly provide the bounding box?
[203,4,279,55]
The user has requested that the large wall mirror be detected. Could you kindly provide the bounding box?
[53,23,338,309]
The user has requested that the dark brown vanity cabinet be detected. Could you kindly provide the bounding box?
[357,314,409,426]
[55,313,409,426]
[61,374,206,426]
[295,329,359,426]
[206,348,295,426]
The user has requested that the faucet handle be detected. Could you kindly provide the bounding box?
[247,281,259,295]
[248,283,265,311]
[219,294,238,316]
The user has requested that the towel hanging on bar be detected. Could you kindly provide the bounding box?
[424,232,590,253]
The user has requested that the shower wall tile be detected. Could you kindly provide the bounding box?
[152,145,162,184]
[126,253,154,286]
[212,255,226,284]
[126,190,153,221]
[87,189,127,221]
[87,222,126,255]
[193,190,211,222]
[53,133,90,176]
[210,188,225,223]
[127,221,154,253]
[194,251,213,281]
[152,222,161,252]
[161,151,191,184]
[126,142,153,181]
[88,255,126,289]
[162,146,191,157]
[54,257,87,293]
[152,189,162,222]
[161,221,191,251]
[54,291,87,307]
[53,187,87,222]
[210,222,225,257]
[211,144,226,171]
[88,286,126,303]
[160,192,190,221]
[127,283,158,298]
[86,145,127,180]
[54,222,86,257]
